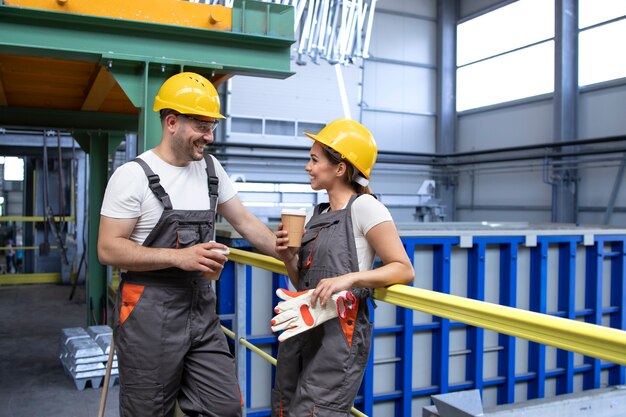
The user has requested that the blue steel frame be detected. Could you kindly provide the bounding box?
[217,233,626,417]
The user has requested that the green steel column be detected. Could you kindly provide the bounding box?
[87,132,108,326]
[108,132,124,156]
[108,61,173,152]
[139,65,171,152]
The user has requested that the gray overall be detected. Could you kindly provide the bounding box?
[114,155,242,417]
[272,194,373,417]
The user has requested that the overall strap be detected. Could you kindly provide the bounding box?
[133,158,173,210]
[204,153,219,211]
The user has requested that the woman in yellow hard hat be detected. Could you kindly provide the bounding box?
[270,118,414,416]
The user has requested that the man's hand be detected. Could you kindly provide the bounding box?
[275,224,299,264]
[176,242,229,277]
[270,288,356,342]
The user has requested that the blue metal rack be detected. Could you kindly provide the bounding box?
[217,225,626,416]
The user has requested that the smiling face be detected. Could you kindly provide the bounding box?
[305,141,345,191]
[165,113,217,165]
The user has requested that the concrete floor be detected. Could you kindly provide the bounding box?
[0,283,119,417]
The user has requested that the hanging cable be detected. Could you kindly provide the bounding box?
[40,132,51,256]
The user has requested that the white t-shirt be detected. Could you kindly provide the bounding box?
[306,194,393,272]
[100,150,237,244]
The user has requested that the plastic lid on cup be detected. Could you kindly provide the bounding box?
[209,241,230,255]
[281,208,306,216]
[211,247,230,255]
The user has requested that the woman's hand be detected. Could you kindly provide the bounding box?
[311,274,355,308]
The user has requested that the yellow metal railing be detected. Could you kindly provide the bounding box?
[229,247,287,274]
[375,285,626,366]
[0,216,75,222]
[0,273,61,285]
[229,248,626,366]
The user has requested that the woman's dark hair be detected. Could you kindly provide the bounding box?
[321,145,372,195]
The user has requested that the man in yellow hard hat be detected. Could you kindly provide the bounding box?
[98,72,278,417]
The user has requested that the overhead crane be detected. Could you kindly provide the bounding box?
[0,0,295,324]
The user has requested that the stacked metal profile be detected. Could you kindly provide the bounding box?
[58,325,118,390]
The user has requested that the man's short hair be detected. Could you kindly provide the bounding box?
[159,109,177,122]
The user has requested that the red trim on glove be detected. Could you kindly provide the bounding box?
[300,304,314,326]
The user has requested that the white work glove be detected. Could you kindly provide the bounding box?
[270,288,357,342]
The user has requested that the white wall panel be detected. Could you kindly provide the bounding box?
[449,328,467,383]
[363,63,436,113]
[378,0,436,17]
[457,170,551,207]
[412,397,434,417]
[459,0,514,20]
[484,246,500,303]
[578,165,625,208]
[362,111,435,153]
[369,13,436,65]
[372,170,433,194]
[482,386,498,408]
[412,332,433,387]
[579,84,626,139]
[546,246,559,313]
[450,247,468,297]
[458,100,554,151]
[458,209,551,223]
[578,211,626,226]
[374,402,396,417]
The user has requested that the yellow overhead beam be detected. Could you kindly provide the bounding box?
[0,72,7,106]
[5,0,232,31]
[81,65,116,111]
[211,73,234,88]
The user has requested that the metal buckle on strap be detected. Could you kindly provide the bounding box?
[147,174,161,186]
[209,177,219,196]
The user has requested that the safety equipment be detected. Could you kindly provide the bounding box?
[305,118,377,179]
[270,288,357,342]
[153,72,225,119]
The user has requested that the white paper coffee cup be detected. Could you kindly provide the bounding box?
[281,209,306,247]
[204,242,229,279]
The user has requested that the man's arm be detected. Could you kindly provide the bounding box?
[97,215,227,273]
[217,196,278,258]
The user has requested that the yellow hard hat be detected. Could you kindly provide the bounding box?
[153,72,224,119]
[305,118,378,178]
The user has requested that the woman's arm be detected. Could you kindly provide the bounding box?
[218,196,278,258]
[310,220,414,306]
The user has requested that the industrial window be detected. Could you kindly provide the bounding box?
[297,122,325,137]
[457,41,554,111]
[578,1,626,86]
[265,119,295,136]
[456,0,554,111]
[231,117,263,134]
[3,157,24,182]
